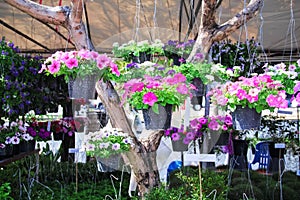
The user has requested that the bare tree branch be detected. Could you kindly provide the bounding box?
[212,0,263,41]
[4,0,92,50]
[4,0,68,25]
[188,0,263,61]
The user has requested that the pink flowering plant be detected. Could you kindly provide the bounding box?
[83,128,132,158]
[207,74,289,113]
[40,49,120,82]
[165,114,235,144]
[263,61,300,95]
[121,72,195,113]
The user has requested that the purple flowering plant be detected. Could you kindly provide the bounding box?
[165,114,235,144]
[163,40,195,58]
[40,49,120,82]
[0,37,61,121]
[83,128,132,158]
[25,116,51,142]
[0,121,25,148]
[207,74,289,113]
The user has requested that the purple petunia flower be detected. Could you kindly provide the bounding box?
[171,133,180,141]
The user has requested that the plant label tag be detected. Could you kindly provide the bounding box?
[275,143,285,149]
[47,121,51,132]
[69,148,79,153]
[297,170,300,176]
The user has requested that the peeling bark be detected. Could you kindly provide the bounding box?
[4,0,92,50]
[95,81,164,196]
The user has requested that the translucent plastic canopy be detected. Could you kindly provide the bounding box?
[0,0,299,61]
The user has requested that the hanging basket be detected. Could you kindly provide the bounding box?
[142,104,172,130]
[132,52,151,63]
[171,140,189,152]
[68,75,98,101]
[231,106,262,130]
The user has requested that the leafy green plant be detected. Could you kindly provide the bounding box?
[112,39,164,62]
[0,183,13,200]
[147,167,228,200]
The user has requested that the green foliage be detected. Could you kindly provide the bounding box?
[173,61,213,84]
[0,183,13,200]
[112,40,164,62]
[147,167,228,200]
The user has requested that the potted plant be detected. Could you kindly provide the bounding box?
[50,117,82,140]
[264,61,300,105]
[208,74,289,130]
[0,37,62,121]
[25,116,52,144]
[83,128,132,158]
[0,121,23,158]
[165,114,235,151]
[121,71,195,130]
[112,39,164,63]
[40,49,120,101]
[210,37,261,81]
[163,40,195,65]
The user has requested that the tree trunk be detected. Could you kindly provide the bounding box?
[95,81,164,196]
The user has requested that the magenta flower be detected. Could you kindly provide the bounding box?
[186,132,195,140]
[190,118,199,128]
[143,92,158,106]
[173,73,186,83]
[97,54,110,69]
[78,49,90,59]
[48,60,61,74]
[132,82,144,92]
[65,58,78,69]
[224,115,232,126]
[208,119,220,131]
[236,89,247,100]
[222,125,228,131]
[171,133,180,141]
[183,137,191,144]
[110,62,120,76]
[198,117,207,125]
[176,84,189,94]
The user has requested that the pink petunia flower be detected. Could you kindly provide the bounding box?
[176,84,189,94]
[142,92,158,106]
[65,58,78,69]
[48,60,61,74]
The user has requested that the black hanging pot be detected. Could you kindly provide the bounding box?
[171,139,189,152]
[231,106,262,130]
[142,104,172,130]
[132,52,151,63]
